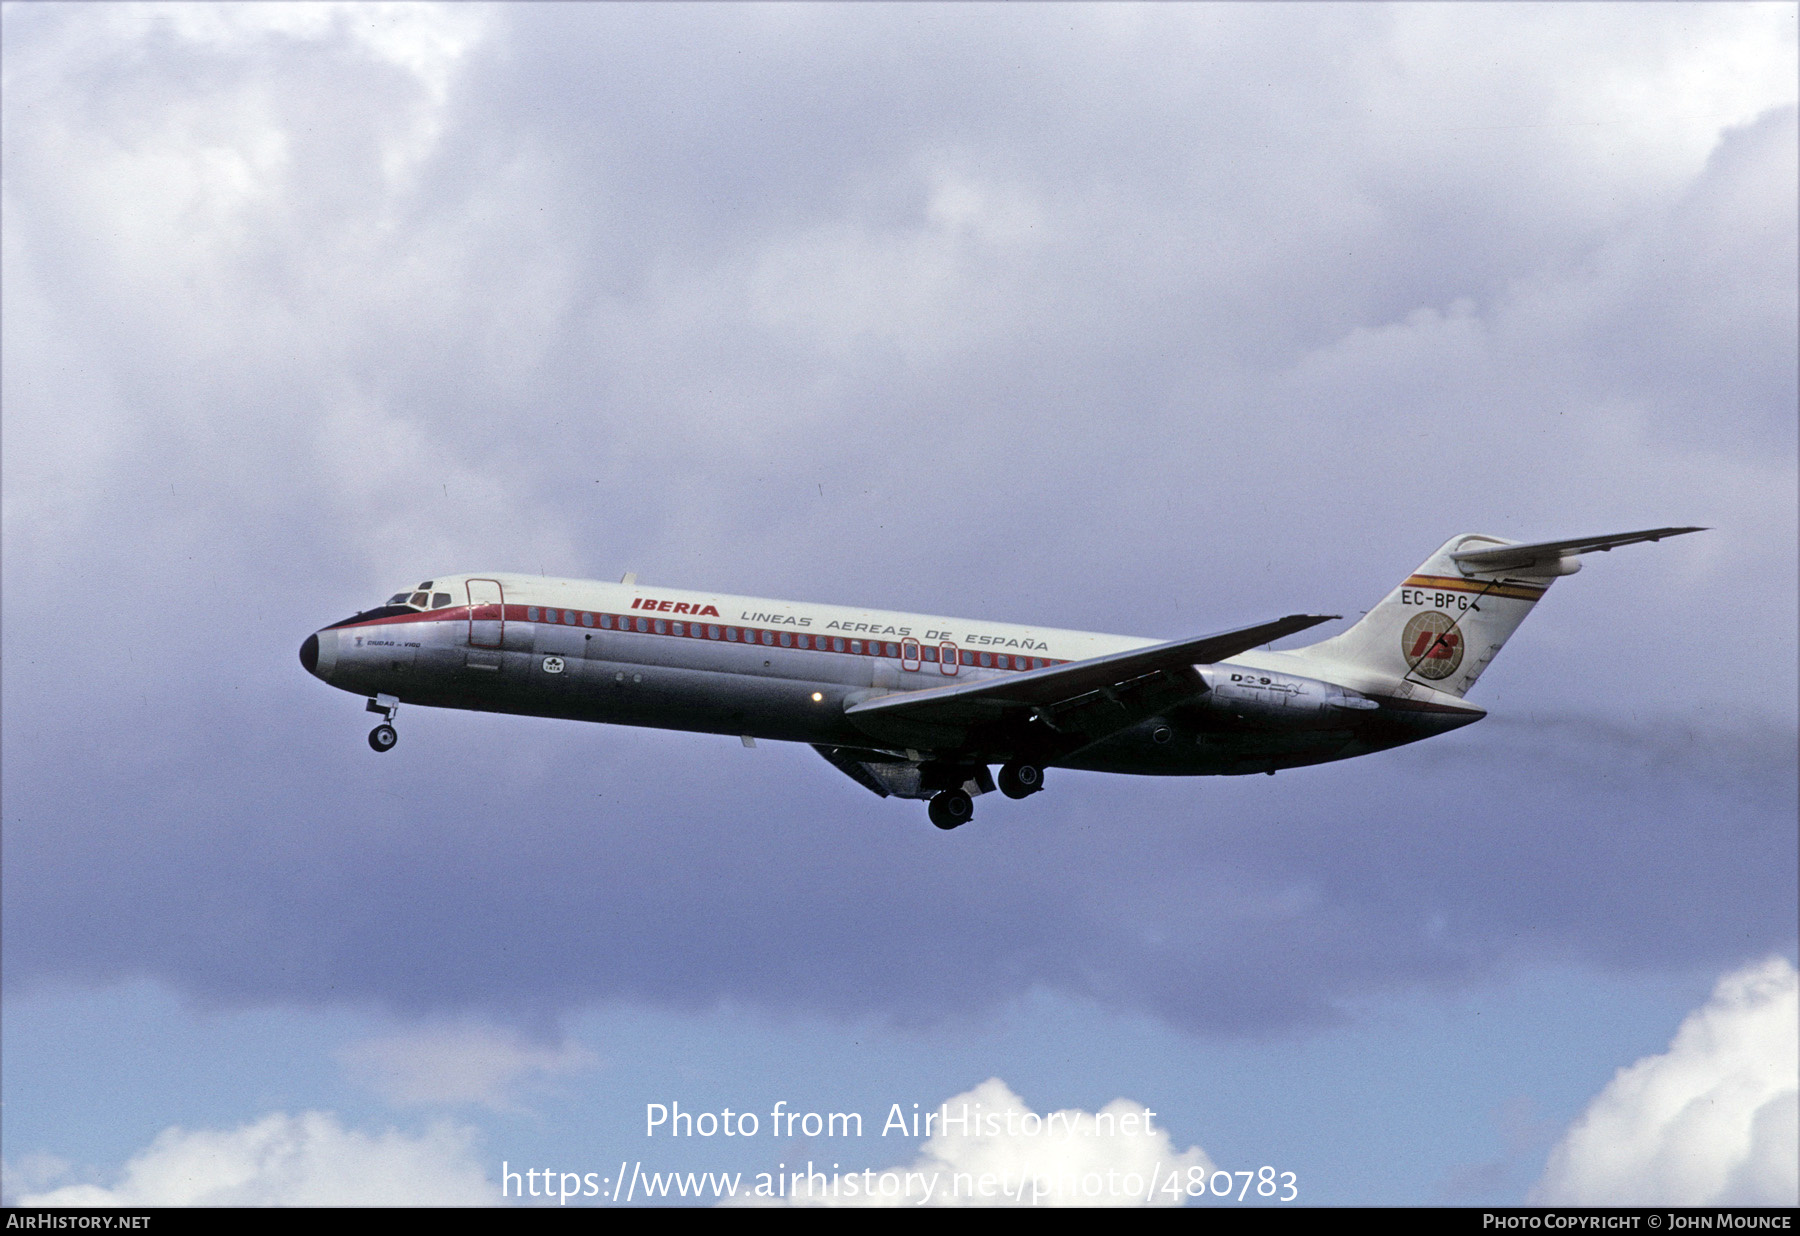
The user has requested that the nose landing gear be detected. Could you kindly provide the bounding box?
[365,694,399,753]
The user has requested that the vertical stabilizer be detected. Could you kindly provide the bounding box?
[1293,527,1702,699]
[1298,535,1550,697]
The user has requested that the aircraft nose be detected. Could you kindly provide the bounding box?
[300,632,320,676]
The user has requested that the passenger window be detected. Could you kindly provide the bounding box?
[582,612,594,627]
[761,630,774,646]
[600,614,613,629]
[832,638,846,653]
[527,607,539,621]
[779,632,792,648]
[849,640,862,655]
[654,619,667,634]
[708,625,721,640]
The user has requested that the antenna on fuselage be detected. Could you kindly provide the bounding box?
[621,571,637,586]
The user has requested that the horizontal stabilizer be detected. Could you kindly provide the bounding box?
[1451,526,1705,576]
[845,613,1337,744]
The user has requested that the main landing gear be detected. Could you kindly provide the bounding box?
[928,790,974,830]
[366,694,399,752]
[998,761,1045,800]
[928,762,1047,829]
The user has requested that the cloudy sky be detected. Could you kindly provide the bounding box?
[3,1,1794,1207]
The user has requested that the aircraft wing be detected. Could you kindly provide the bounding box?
[843,613,1338,750]
[1451,526,1705,575]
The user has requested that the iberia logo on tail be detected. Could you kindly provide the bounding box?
[1401,610,1464,680]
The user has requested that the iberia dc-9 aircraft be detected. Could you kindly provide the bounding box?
[300,527,1700,829]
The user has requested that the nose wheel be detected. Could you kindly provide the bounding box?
[365,694,399,753]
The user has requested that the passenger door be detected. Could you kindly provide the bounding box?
[466,579,505,648]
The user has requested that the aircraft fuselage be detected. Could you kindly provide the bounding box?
[301,573,1476,785]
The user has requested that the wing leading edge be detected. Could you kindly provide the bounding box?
[842,613,1338,751]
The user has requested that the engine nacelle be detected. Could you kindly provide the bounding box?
[1196,666,1379,725]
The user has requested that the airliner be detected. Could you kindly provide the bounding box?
[299,527,1700,828]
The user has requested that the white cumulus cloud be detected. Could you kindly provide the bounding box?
[748,1077,1214,1207]
[1533,956,1799,1206]
[14,1111,497,1207]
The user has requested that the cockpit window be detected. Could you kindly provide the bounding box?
[387,592,413,606]
[431,592,452,609]
[409,592,430,607]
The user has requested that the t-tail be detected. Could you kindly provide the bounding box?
[1292,527,1704,699]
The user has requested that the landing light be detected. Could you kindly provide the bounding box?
[811,692,823,702]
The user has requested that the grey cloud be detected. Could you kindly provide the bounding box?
[4,699,1791,1033]
[1569,105,1799,455]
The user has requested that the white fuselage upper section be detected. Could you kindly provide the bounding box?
[465,572,1153,666]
